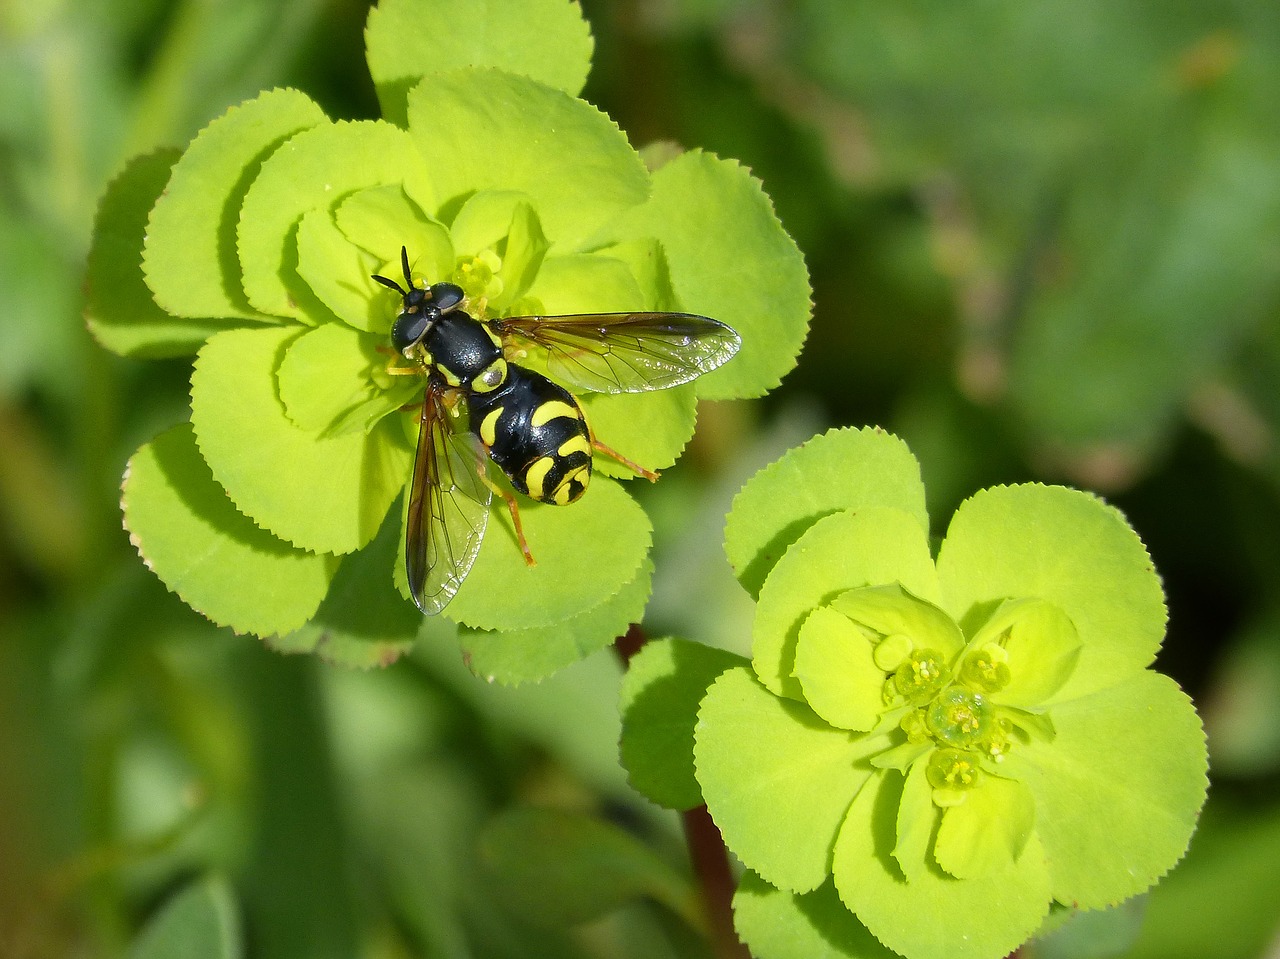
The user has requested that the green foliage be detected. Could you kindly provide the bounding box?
[617,637,745,810]
[89,0,810,678]
[783,0,1280,467]
[85,149,226,357]
[144,88,330,322]
[724,427,930,599]
[13,1,1271,957]
[121,423,336,636]
[128,877,242,959]
[365,0,595,124]
[619,428,1208,959]
[477,806,697,929]
[459,558,654,685]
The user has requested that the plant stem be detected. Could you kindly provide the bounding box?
[682,804,751,959]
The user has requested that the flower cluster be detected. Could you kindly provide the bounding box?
[86,0,808,673]
[621,427,1208,959]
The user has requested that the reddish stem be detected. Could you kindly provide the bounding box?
[682,804,752,959]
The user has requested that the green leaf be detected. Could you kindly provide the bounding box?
[478,806,696,930]
[833,771,1052,959]
[933,775,1036,879]
[831,585,968,661]
[935,484,1167,700]
[733,872,898,959]
[752,508,940,700]
[237,120,436,320]
[458,557,653,685]
[1113,799,1280,959]
[128,876,241,959]
[581,387,698,479]
[444,475,651,630]
[269,505,420,668]
[335,184,454,297]
[618,637,747,810]
[725,427,930,599]
[603,149,812,400]
[190,326,412,554]
[366,0,594,126]
[448,190,544,264]
[528,251,646,311]
[596,237,680,312]
[794,605,884,732]
[144,88,328,321]
[276,321,416,435]
[87,150,233,358]
[694,667,874,894]
[968,598,1082,709]
[406,69,649,251]
[492,200,548,311]
[1004,671,1208,909]
[294,210,390,332]
[122,424,335,637]
[892,762,935,884]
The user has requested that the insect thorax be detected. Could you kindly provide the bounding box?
[425,313,507,391]
[468,367,592,506]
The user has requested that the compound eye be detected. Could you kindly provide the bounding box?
[390,311,430,352]
[429,282,466,314]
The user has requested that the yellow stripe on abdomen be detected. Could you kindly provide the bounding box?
[557,435,591,458]
[531,400,579,427]
[523,456,556,500]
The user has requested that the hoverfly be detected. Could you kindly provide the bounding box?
[372,247,741,614]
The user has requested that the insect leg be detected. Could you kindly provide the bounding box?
[474,465,537,567]
[591,438,659,482]
[501,492,536,568]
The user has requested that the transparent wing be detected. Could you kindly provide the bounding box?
[492,312,741,394]
[405,385,492,614]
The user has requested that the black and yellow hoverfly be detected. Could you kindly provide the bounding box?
[372,247,741,614]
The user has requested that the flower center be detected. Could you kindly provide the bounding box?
[452,250,504,302]
[877,642,1018,800]
[927,687,992,748]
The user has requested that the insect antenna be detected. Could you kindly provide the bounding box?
[371,272,407,296]
[400,246,414,288]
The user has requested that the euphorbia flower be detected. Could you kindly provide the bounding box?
[621,428,1208,959]
[87,0,809,674]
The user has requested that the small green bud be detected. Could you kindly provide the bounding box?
[873,632,915,672]
[900,708,931,743]
[982,717,1014,763]
[882,676,900,706]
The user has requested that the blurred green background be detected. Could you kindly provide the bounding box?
[2,0,1279,956]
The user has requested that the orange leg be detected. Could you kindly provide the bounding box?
[502,491,537,568]
[476,462,537,567]
[592,438,659,482]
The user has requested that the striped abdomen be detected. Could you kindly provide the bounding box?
[468,366,592,505]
